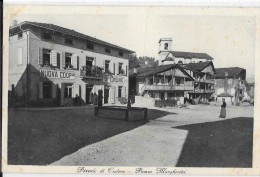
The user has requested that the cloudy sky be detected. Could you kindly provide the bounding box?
[13,6,256,82]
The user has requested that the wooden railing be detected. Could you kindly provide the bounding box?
[143,84,194,91]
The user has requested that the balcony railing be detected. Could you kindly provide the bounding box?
[143,84,194,91]
[193,88,215,93]
[194,77,215,84]
[80,65,104,79]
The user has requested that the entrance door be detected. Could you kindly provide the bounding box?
[104,88,109,104]
[86,87,92,104]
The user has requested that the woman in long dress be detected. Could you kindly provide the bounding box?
[219,98,227,118]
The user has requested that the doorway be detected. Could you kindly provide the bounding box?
[86,87,93,104]
[104,88,109,104]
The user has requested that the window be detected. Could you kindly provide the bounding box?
[105,48,111,53]
[65,37,73,45]
[118,63,123,74]
[178,60,183,64]
[118,51,123,56]
[164,43,168,50]
[43,82,52,98]
[65,53,73,68]
[105,60,110,73]
[87,42,94,50]
[42,32,51,40]
[18,32,23,39]
[17,48,23,65]
[118,86,122,98]
[86,57,94,67]
[43,49,51,66]
[64,84,73,98]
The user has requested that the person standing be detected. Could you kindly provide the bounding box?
[219,98,227,118]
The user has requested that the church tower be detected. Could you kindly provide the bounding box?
[158,38,172,65]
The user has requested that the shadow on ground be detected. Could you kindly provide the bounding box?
[175,117,253,167]
[8,107,171,165]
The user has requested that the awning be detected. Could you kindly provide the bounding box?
[82,78,110,86]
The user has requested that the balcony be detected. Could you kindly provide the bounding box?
[192,88,215,93]
[143,84,194,91]
[80,65,104,79]
[194,77,215,84]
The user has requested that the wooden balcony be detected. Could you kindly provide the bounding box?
[191,89,215,93]
[143,84,194,91]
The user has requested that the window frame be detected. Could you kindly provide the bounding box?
[42,48,52,67]
[65,52,73,69]
[118,86,122,98]
[105,60,110,73]
[64,83,73,98]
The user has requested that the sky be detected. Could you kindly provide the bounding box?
[13,7,256,82]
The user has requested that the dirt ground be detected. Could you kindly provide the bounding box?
[50,103,254,167]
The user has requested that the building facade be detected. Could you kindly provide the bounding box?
[9,21,133,107]
[215,67,246,104]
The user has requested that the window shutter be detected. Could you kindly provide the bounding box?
[52,83,57,98]
[113,63,115,75]
[103,59,105,72]
[38,48,43,65]
[62,52,66,68]
[73,84,80,97]
[109,61,113,73]
[116,62,119,75]
[77,56,79,70]
[72,54,78,69]
[109,86,115,103]
[57,53,60,69]
[39,82,43,99]
[122,87,126,98]
[125,65,128,76]
[51,50,58,67]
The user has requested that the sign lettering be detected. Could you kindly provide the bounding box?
[40,69,75,79]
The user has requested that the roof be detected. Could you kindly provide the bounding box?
[130,64,194,80]
[169,51,214,60]
[217,93,233,97]
[10,21,134,53]
[162,57,174,62]
[215,67,245,79]
[183,61,214,72]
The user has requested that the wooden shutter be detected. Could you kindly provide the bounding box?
[103,59,106,72]
[73,84,80,97]
[38,48,43,65]
[109,86,115,103]
[57,53,60,69]
[113,63,115,75]
[125,65,128,76]
[39,82,43,99]
[77,56,79,70]
[116,62,119,75]
[72,54,78,69]
[51,50,58,67]
[109,61,113,73]
[62,52,66,68]
[52,83,57,98]
[122,86,126,98]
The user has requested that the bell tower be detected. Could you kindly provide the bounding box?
[158,38,172,65]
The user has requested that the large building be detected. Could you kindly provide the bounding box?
[158,38,214,65]
[215,67,246,104]
[9,21,134,107]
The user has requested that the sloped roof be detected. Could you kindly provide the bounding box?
[169,51,213,60]
[10,21,134,53]
[217,93,233,97]
[215,67,245,79]
[183,61,214,72]
[130,64,194,80]
[162,57,174,62]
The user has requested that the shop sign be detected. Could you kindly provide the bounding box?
[40,69,75,79]
[106,76,124,83]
